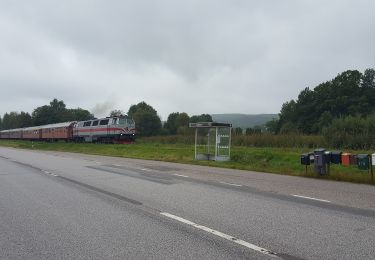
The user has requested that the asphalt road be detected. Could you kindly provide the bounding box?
[0,147,374,259]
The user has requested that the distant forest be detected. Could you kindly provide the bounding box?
[266,68,375,149]
[267,68,375,134]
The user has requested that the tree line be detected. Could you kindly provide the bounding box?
[267,68,375,134]
[0,99,94,130]
[265,68,375,149]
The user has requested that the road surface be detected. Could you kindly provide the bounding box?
[0,147,374,259]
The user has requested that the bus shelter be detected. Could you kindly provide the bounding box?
[189,122,232,161]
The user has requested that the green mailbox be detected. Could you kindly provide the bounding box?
[357,154,370,170]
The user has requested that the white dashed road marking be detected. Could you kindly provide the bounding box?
[219,181,242,187]
[173,174,189,178]
[292,194,331,203]
[140,168,153,172]
[160,212,278,257]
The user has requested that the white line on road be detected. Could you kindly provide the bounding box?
[51,173,59,177]
[140,168,153,172]
[292,194,331,203]
[173,174,189,178]
[113,164,122,167]
[42,170,50,174]
[160,212,278,257]
[219,181,242,187]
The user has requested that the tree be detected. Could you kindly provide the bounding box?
[265,118,279,134]
[361,68,375,88]
[128,102,157,118]
[1,111,32,129]
[275,68,375,134]
[190,114,212,123]
[127,101,161,136]
[234,127,243,135]
[164,112,180,134]
[64,108,94,121]
[110,110,125,117]
[32,99,94,125]
[32,105,52,126]
[132,110,162,137]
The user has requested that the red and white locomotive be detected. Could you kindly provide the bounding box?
[73,116,135,143]
[0,116,136,143]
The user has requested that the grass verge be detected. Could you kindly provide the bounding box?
[0,140,373,185]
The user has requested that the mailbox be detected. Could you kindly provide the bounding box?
[330,151,342,164]
[324,151,332,164]
[357,154,370,170]
[349,154,357,165]
[301,154,310,165]
[314,148,327,174]
[341,153,351,166]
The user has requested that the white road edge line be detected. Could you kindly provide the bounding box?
[219,181,242,187]
[292,194,331,203]
[42,170,50,174]
[160,212,278,258]
[173,174,189,178]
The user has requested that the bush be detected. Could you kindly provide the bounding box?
[323,114,375,149]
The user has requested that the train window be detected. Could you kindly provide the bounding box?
[99,119,109,125]
[83,121,92,127]
[92,120,99,126]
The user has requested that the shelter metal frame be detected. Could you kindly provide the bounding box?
[189,122,232,161]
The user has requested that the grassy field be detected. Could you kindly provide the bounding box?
[0,139,373,185]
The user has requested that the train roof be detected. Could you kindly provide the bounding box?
[0,128,23,133]
[38,122,76,129]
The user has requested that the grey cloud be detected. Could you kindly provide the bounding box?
[0,0,374,119]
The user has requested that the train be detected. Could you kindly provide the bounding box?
[0,116,136,143]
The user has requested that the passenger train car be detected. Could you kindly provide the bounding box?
[0,116,135,143]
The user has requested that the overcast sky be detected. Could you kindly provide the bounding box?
[0,0,374,120]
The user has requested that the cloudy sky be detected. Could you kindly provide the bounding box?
[0,0,374,120]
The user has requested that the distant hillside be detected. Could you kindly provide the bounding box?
[211,114,278,128]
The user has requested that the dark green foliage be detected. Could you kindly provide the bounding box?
[234,127,243,135]
[245,127,262,135]
[32,99,94,126]
[2,99,94,129]
[164,112,180,134]
[273,69,375,134]
[128,102,157,118]
[323,114,375,149]
[127,101,161,136]
[190,114,213,123]
[63,108,95,122]
[1,111,32,130]
[361,68,375,88]
[110,110,125,117]
[165,112,212,136]
[133,110,162,137]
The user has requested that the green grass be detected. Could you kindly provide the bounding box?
[0,140,373,185]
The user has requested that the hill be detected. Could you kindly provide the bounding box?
[211,113,278,128]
